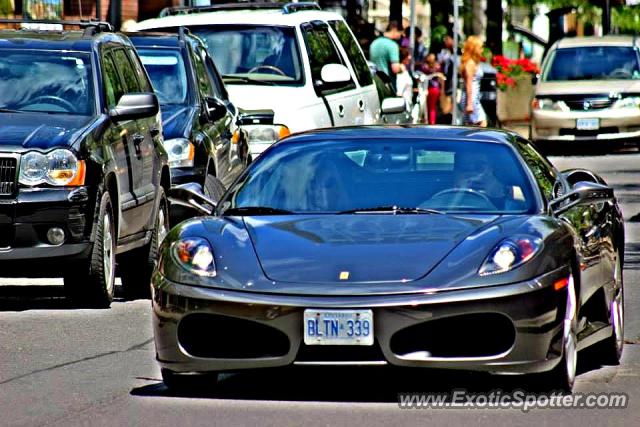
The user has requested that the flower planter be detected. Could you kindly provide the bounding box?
[497,76,535,123]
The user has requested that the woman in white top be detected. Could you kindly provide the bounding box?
[396,47,413,107]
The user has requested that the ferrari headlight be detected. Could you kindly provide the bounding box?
[19,149,85,186]
[164,138,194,168]
[479,236,543,276]
[532,98,568,112]
[171,238,217,277]
[613,96,640,109]
[245,124,290,144]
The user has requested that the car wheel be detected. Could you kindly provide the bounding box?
[64,191,116,308]
[204,173,225,202]
[595,250,624,365]
[544,273,578,392]
[161,368,219,393]
[120,188,169,300]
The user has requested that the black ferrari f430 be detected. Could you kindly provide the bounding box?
[157,126,624,393]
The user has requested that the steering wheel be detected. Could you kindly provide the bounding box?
[609,68,632,79]
[247,65,286,76]
[22,96,75,112]
[424,188,496,210]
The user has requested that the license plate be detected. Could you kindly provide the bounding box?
[303,309,374,345]
[576,118,599,130]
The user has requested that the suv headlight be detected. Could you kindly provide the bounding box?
[613,96,640,109]
[532,98,568,112]
[164,138,194,168]
[245,124,290,145]
[19,149,86,186]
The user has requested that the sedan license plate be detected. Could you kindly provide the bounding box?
[576,118,599,130]
[304,309,373,345]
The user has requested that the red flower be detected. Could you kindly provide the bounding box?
[491,55,539,91]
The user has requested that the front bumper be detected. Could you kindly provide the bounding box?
[0,186,93,276]
[532,108,640,143]
[151,267,569,375]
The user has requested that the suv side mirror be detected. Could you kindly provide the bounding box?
[109,93,159,121]
[168,182,216,216]
[381,97,407,114]
[320,63,351,84]
[550,181,614,215]
[205,96,228,122]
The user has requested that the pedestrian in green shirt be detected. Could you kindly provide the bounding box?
[369,20,402,89]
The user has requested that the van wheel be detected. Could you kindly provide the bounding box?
[120,188,169,300]
[204,173,225,202]
[64,191,116,308]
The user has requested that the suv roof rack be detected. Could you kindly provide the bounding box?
[0,19,114,36]
[158,1,320,17]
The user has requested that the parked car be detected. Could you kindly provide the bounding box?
[0,20,170,307]
[128,29,250,220]
[158,126,624,393]
[532,36,640,151]
[136,1,397,157]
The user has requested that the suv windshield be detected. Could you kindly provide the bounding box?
[544,46,640,81]
[223,139,537,214]
[138,48,190,105]
[190,25,303,85]
[0,49,94,115]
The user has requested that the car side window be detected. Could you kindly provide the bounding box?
[302,24,352,90]
[113,49,141,93]
[517,139,558,201]
[102,52,125,108]
[126,48,152,92]
[189,44,215,98]
[329,20,373,87]
[201,46,229,102]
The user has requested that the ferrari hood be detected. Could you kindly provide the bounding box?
[243,214,499,285]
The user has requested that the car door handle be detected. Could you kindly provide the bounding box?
[337,105,345,117]
[358,99,365,112]
[150,127,161,138]
[132,134,144,156]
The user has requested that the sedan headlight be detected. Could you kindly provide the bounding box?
[613,96,640,109]
[245,124,290,144]
[479,236,543,276]
[164,138,194,168]
[532,98,568,112]
[171,238,217,277]
[19,149,85,186]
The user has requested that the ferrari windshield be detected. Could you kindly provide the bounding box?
[190,25,303,85]
[0,49,94,115]
[223,139,538,214]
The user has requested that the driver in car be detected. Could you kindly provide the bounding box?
[454,151,506,200]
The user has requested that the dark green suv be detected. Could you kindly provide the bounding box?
[0,20,170,307]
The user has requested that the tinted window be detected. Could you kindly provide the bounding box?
[517,140,556,201]
[0,50,94,115]
[127,48,152,92]
[192,25,303,85]
[329,20,373,87]
[189,44,215,97]
[544,46,640,81]
[102,53,125,108]
[113,49,140,92]
[224,139,536,214]
[303,25,347,86]
[138,48,189,105]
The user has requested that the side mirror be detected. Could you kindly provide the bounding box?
[531,74,539,85]
[168,183,216,216]
[381,97,407,115]
[109,93,159,121]
[320,63,352,84]
[205,96,228,122]
[550,181,614,215]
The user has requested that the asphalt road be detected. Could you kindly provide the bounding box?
[1,153,640,427]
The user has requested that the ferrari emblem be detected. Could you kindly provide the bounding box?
[339,271,350,280]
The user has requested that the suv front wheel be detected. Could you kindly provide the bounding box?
[64,191,116,308]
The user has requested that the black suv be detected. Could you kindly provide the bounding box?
[0,20,170,307]
[129,30,250,219]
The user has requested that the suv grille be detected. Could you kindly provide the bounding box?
[0,157,17,196]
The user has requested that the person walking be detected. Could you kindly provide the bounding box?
[396,48,413,108]
[437,33,455,123]
[369,21,403,89]
[422,53,443,125]
[460,36,487,127]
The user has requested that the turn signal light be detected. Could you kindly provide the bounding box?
[553,277,570,291]
[278,125,291,139]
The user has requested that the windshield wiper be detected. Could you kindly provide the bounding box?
[223,206,294,216]
[222,75,276,86]
[0,108,24,113]
[338,206,444,215]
